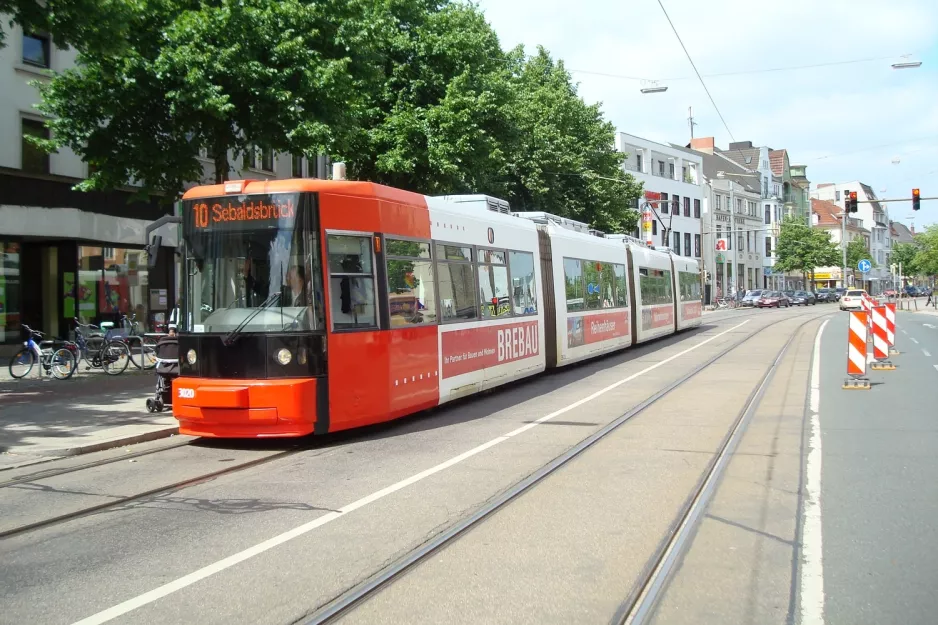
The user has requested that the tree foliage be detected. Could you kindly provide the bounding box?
[33,0,640,231]
[913,225,938,277]
[36,0,385,197]
[844,237,874,271]
[890,242,918,275]
[774,219,841,277]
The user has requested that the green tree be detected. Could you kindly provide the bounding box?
[845,237,874,270]
[913,225,938,277]
[504,47,641,233]
[35,0,385,197]
[890,242,919,276]
[774,219,841,285]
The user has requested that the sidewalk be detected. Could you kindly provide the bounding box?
[0,369,178,468]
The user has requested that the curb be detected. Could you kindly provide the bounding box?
[26,426,180,458]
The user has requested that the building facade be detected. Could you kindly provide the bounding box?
[615,132,704,262]
[812,182,892,293]
[0,20,328,352]
[810,198,871,288]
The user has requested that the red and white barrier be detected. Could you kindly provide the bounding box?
[884,302,897,347]
[871,306,889,361]
[847,310,868,376]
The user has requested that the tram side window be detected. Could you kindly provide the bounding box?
[508,251,537,315]
[583,261,616,309]
[327,235,377,329]
[638,267,674,306]
[478,248,510,319]
[679,271,701,302]
[386,239,436,327]
[614,263,628,306]
[563,258,584,312]
[437,244,477,322]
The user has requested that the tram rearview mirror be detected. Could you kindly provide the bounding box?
[146,235,162,267]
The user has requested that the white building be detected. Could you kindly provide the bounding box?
[812,182,892,293]
[0,19,327,352]
[614,132,704,261]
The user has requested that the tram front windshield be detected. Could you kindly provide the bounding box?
[182,192,324,334]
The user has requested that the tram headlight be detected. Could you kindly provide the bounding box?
[186,349,197,365]
[275,348,292,366]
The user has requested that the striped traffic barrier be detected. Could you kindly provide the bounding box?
[885,302,899,355]
[843,310,871,390]
[870,306,895,370]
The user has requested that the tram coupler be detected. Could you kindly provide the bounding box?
[842,376,872,390]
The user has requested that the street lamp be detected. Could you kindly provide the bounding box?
[640,80,668,94]
[891,61,922,69]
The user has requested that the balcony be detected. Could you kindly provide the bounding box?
[623,161,640,173]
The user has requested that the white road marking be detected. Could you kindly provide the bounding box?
[801,318,829,625]
[70,321,752,625]
[924,349,931,357]
[923,323,936,329]
[901,329,908,335]
[910,338,919,344]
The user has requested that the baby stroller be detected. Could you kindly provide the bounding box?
[146,333,178,413]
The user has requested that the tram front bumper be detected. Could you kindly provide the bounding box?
[172,377,320,438]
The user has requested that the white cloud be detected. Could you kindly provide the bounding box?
[477,0,938,226]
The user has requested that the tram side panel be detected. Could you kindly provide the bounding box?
[427,197,546,404]
[543,224,633,368]
[673,256,703,331]
[322,190,441,433]
[629,244,677,343]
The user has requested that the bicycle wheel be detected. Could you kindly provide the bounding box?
[130,337,158,370]
[50,348,77,380]
[8,348,34,379]
[102,340,130,375]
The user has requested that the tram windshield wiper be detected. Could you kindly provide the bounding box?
[221,291,282,346]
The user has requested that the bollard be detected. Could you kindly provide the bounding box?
[870,306,896,370]
[843,310,872,390]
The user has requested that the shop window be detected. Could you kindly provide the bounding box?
[21,118,49,174]
[0,241,22,344]
[385,239,435,327]
[77,246,150,330]
[563,258,584,312]
[327,235,376,329]
[508,251,537,315]
[23,32,50,68]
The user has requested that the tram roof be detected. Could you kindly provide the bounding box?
[182,178,426,205]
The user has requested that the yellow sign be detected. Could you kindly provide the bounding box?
[643,220,652,231]
[812,273,832,280]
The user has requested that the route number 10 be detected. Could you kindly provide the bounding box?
[194,203,210,228]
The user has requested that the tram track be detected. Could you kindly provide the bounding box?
[296,309,832,625]
[0,445,309,540]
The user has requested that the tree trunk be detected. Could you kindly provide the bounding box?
[213,143,229,183]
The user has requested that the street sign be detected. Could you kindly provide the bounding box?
[858,259,872,273]
[715,238,727,251]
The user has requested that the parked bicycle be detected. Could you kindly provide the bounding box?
[8,325,77,380]
[105,314,158,370]
[70,318,131,375]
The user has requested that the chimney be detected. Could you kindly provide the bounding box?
[728,141,753,150]
[690,137,715,154]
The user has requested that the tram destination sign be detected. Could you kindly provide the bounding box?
[186,193,298,232]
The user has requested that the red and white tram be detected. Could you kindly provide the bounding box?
[172,179,702,438]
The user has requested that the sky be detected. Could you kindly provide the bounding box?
[475,0,938,229]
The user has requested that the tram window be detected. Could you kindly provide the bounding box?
[477,249,506,264]
[386,239,436,326]
[563,258,584,312]
[508,251,537,315]
[479,265,511,318]
[438,261,477,322]
[436,244,471,262]
[614,263,628,307]
[638,267,673,306]
[327,234,377,329]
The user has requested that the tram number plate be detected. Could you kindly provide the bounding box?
[177,387,196,399]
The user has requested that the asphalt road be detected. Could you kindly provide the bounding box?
[5,304,935,625]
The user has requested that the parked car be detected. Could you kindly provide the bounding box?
[840,289,867,311]
[789,290,817,306]
[883,288,897,297]
[740,290,764,307]
[816,288,836,302]
[756,290,791,308]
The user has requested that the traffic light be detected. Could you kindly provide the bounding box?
[848,191,858,213]
[912,188,920,211]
